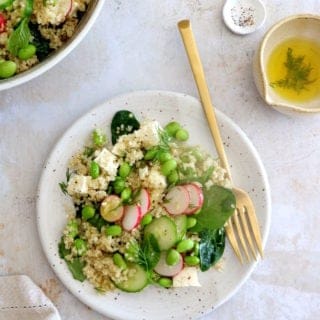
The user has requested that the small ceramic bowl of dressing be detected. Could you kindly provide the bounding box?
[253,14,320,115]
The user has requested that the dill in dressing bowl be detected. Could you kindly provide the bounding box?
[267,37,320,103]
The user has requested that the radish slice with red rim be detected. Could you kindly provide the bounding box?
[162,186,190,215]
[135,189,150,216]
[122,204,142,231]
[183,183,204,214]
[154,251,183,277]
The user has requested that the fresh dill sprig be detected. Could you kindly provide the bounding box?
[270,47,316,93]
[59,168,71,195]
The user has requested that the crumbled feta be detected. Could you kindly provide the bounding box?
[67,175,90,195]
[94,148,119,179]
[134,121,160,149]
[173,267,201,287]
[143,167,167,190]
[138,166,149,180]
[88,176,109,190]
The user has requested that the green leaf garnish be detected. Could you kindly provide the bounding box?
[270,47,316,93]
[8,18,31,56]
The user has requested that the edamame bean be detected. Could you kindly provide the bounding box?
[113,253,127,269]
[184,255,200,266]
[176,239,194,253]
[0,60,17,79]
[186,217,197,229]
[164,121,181,137]
[158,151,172,163]
[105,225,122,237]
[92,129,106,147]
[175,129,189,141]
[161,159,177,176]
[167,170,179,184]
[144,148,157,160]
[166,249,180,266]
[113,177,125,194]
[141,213,153,226]
[193,243,200,256]
[158,277,173,288]
[121,187,132,201]
[67,220,78,238]
[119,162,131,178]
[18,44,36,60]
[90,161,100,179]
[74,238,87,256]
[81,205,95,220]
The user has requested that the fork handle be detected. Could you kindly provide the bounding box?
[178,20,232,181]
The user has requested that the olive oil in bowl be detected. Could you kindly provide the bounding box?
[267,37,320,103]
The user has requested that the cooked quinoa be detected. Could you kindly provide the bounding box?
[59,114,234,293]
[0,0,91,77]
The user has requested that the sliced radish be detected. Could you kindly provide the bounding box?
[43,0,73,24]
[135,189,151,216]
[122,205,142,231]
[154,251,183,277]
[100,195,124,222]
[162,186,190,215]
[183,183,204,214]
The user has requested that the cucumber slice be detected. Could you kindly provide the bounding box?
[173,215,187,241]
[144,216,177,250]
[114,263,148,292]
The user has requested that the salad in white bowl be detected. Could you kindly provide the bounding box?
[58,110,236,293]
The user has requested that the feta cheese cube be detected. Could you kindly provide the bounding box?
[67,175,90,195]
[94,148,119,178]
[172,267,201,287]
[135,121,160,149]
[139,166,149,180]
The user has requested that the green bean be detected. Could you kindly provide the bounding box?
[92,129,106,147]
[74,238,87,256]
[113,253,127,269]
[158,277,173,288]
[167,170,179,184]
[18,44,36,60]
[186,217,197,229]
[176,239,194,253]
[67,220,78,238]
[184,255,200,266]
[89,161,100,179]
[105,225,122,237]
[144,148,157,160]
[166,249,180,266]
[161,159,177,176]
[119,162,131,178]
[121,187,132,201]
[141,213,153,226]
[113,177,125,194]
[0,60,17,79]
[175,129,189,141]
[158,151,172,163]
[81,205,95,220]
[164,121,181,137]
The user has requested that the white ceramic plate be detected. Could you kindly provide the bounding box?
[37,91,271,320]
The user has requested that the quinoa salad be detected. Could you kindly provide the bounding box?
[0,0,91,79]
[58,110,236,293]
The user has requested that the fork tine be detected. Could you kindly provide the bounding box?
[225,218,243,264]
[245,204,264,258]
[232,209,250,261]
[238,207,258,260]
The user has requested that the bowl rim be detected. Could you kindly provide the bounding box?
[258,14,320,114]
[0,0,106,92]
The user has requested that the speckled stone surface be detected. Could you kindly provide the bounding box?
[0,1,320,319]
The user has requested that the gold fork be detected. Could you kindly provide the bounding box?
[178,20,263,263]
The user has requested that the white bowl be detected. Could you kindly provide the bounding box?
[0,0,105,91]
[253,14,320,115]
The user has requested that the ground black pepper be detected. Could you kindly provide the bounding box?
[231,5,255,27]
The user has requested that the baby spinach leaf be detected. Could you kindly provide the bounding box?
[199,228,225,271]
[191,185,236,232]
[8,18,31,56]
[66,258,86,282]
[58,238,70,258]
[111,110,140,144]
[29,22,52,61]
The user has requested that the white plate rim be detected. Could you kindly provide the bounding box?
[37,90,271,320]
